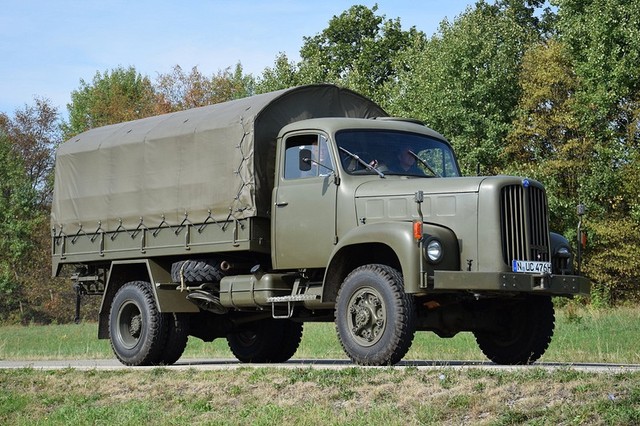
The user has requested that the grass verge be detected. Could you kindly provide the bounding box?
[1,367,639,425]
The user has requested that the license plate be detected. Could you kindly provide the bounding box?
[512,260,552,274]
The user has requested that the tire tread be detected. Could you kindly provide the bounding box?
[171,259,225,284]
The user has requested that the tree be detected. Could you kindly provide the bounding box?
[0,99,66,321]
[583,218,640,305]
[503,39,591,233]
[555,0,640,217]
[300,4,423,101]
[0,131,40,316]
[256,53,308,94]
[387,1,544,173]
[257,5,424,105]
[0,98,61,207]
[554,0,640,304]
[64,66,161,138]
[156,63,254,112]
[555,0,640,137]
[497,0,558,37]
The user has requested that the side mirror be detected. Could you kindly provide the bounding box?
[299,149,312,171]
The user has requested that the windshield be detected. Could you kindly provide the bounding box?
[335,130,460,177]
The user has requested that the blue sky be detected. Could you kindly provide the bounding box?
[0,1,475,116]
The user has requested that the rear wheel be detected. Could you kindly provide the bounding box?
[157,313,189,365]
[109,281,167,366]
[335,264,416,366]
[227,319,303,363]
[473,296,555,365]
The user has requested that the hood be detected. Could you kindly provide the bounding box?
[354,176,486,199]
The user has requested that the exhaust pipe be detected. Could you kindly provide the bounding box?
[220,261,254,272]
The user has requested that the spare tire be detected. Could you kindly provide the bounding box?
[171,259,225,284]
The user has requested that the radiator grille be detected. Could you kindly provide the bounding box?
[500,184,550,265]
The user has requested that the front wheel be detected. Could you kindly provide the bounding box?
[109,281,167,366]
[473,296,555,365]
[335,264,416,366]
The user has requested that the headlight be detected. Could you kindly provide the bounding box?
[556,247,571,257]
[425,238,443,263]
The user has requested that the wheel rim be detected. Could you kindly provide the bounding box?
[345,286,386,347]
[116,300,143,350]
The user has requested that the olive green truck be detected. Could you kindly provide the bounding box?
[52,84,590,366]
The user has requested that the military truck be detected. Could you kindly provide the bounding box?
[51,84,590,366]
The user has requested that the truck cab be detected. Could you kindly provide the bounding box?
[267,116,589,365]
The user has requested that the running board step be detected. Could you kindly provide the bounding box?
[266,294,319,319]
[266,294,319,303]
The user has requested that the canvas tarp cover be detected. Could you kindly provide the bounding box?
[52,84,386,233]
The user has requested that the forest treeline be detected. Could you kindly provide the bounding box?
[1,0,638,323]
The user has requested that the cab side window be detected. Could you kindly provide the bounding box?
[284,134,333,180]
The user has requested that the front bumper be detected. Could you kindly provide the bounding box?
[432,271,591,297]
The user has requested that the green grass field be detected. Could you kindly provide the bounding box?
[1,305,639,364]
[1,305,639,425]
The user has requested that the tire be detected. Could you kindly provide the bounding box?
[109,281,167,366]
[171,259,225,284]
[473,296,555,365]
[335,264,416,366]
[271,320,304,363]
[227,319,303,363]
[157,313,189,365]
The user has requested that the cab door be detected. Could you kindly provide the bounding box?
[272,133,338,269]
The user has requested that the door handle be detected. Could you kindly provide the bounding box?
[275,202,289,207]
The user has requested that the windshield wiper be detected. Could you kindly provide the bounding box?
[408,150,441,177]
[339,147,385,178]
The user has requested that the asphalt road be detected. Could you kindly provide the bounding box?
[1,358,639,373]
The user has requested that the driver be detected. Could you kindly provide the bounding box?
[391,146,423,175]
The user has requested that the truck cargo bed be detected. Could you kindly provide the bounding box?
[52,217,270,275]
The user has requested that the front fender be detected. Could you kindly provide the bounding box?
[550,232,574,274]
[324,222,421,300]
